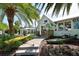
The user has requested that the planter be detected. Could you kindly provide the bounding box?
[46,39,65,44]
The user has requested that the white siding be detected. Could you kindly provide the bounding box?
[54,29,79,38]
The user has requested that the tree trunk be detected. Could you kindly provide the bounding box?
[5,6,15,35]
[8,17,14,34]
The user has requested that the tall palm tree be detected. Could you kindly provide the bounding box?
[35,3,72,16]
[0,3,39,34]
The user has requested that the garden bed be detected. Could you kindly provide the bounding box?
[0,48,17,56]
[0,34,33,56]
[39,40,79,56]
[46,38,79,46]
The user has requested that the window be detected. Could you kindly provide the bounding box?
[73,18,79,29]
[58,23,63,31]
[65,21,71,30]
[44,20,47,23]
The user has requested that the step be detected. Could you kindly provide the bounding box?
[15,47,39,56]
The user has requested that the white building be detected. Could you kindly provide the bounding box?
[37,14,79,38]
[54,16,79,38]
[37,14,55,36]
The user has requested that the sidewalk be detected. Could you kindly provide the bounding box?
[15,38,44,56]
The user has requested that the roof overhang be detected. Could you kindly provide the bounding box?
[53,15,79,23]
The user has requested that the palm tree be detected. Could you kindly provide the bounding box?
[0,3,39,35]
[35,3,72,16]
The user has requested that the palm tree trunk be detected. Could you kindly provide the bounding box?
[7,16,14,34]
[5,6,15,35]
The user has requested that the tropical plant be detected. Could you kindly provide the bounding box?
[0,34,15,49]
[35,3,72,16]
[4,34,33,44]
[0,22,8,30]
[14,20,21,33]
[0,34,33,52]
[0,3,39,35]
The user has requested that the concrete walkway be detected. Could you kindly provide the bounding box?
[14,38,44,56]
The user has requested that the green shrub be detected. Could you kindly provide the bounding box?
[0,34,15,49]
[25,35,33,40]
[47,39,65,44]
[0,34,15,41]
[0,34,33,52]
[0,40,6,49]
[4,34,33,45]
[58,40,64,44]
[1,40,23,52]
[4,36,27,44]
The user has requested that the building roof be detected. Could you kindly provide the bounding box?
[53,15,79,22]
[40,14,79,23]
[41,14,54,22]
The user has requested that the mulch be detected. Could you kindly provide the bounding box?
[38,40,79,56]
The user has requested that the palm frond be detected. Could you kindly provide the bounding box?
[62,4,66,16]
[35,3,40,7]
[66,3,72,15]
[45,3,54,13]
[41,3,45,10]
[78,3,79,8]
[17,3,39,20]
[0,22,8,30]
[0,4,6,9]
[15,13,22,25]
[52,3,64,16]
[16,12,32,26]
[0,10,5,22]
[39,3,72,17]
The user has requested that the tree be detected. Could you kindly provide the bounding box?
[35,3,72,16]
[0,3,39,35]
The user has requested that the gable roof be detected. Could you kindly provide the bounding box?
[39,14,53,22]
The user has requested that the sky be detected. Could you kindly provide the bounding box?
[43,3,79,22]
[3,14,26,27]
[2,3,79,27]
[3,16,18,25]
